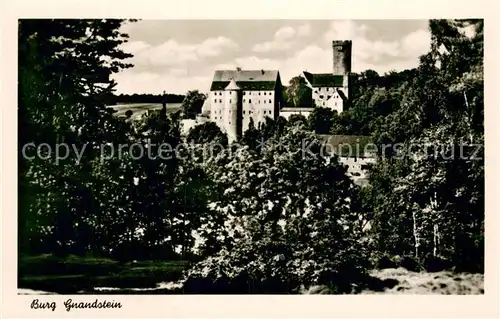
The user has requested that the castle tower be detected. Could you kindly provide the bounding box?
[332,40,352,75]
[332,40,352,101]
[224,78,243,143]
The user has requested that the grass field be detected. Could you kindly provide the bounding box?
[18,254,189,294]
[109,103,182,120]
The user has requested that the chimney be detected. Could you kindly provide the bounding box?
[261,69,265,75]
[236,67,242,72]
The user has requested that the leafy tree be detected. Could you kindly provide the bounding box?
[181,90,207,119]
[241,118,261,150]
[286,114,308,129]
[366,19,484,272]
[284,76,312,107]
[18,19,135,255]
[187,121,228,146]
[182,126,369,293]
[307,107,336,134]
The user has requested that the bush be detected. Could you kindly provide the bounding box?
[423,255,453,272]
[398,255,422,272]
[181,127,370,293]
[373,255,398,269]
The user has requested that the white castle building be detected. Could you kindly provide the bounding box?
[199,40,352,141]
[200,69,282,141]
[280,40,351,119]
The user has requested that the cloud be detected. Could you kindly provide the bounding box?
[221,45,330,86]
[122,36,239,67]
[226,24,431,87]
[252,25,304,53]
[323,20,430,73]
[275,26,295,40]
[198,36,239,57]
[114,20,432,94]
[121,40,150,53]
[297,24,311,36]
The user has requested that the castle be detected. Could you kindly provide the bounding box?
[200,40,352,142]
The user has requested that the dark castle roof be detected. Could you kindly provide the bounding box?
[210,70,280,91]
[303,71,344,87]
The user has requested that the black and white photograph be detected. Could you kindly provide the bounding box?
[14,16,486,299]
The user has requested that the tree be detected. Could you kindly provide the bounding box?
[284,76,312,107]
[286,114,308,129]
[182,125,369,293]
[18,19,135,255]
[366,19,484,272]
[307,107,336,134]
[241,118,261,150]
[181,90,207,119]
[187,121,228,146]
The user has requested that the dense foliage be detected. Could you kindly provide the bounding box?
[182,126,369,293]
[18,19,484,294]
[181,90,207,119]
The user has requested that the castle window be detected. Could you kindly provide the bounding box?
[249,99,252,103]
[214,99,217,103]
[263,110,266,114]
[319,95,324,99]
[243,99,246,103]
[243,92,246,95]
[230,99,232,103]
[243,110,246,114]
[264,100,266,104]
[269,99,272,103]
[219,99,222,103]
[258,92,261,95]
[264,92,266,95]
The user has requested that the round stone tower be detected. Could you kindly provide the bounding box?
[224,78,243,143]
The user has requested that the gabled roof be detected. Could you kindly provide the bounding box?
[213,70,279,82]
[210,69,279,91]
[303,71,344,87]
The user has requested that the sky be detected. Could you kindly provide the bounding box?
[113,19,431,95]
